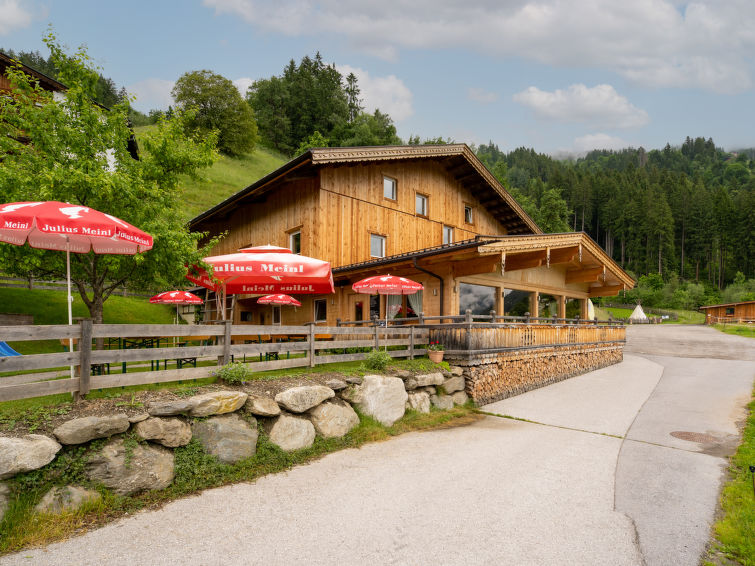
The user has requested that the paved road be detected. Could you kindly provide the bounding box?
[3,325,753,566]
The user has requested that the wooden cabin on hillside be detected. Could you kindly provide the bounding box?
[699,300,755,324]
[189,145,634,325]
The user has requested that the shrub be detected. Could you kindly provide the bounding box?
[363,349,392,371]
[214,362,252,385]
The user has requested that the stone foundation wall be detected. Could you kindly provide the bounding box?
[454,342,625,405]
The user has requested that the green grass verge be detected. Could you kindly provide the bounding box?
[0,404,479,554]
[660,308,705,324]
[708,385,755,565]
[714,324,755,339]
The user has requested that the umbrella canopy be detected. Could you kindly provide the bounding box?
[186,245,334,295]
[150,290,203,305]
[352,275,424,295]
[257,293,302,307]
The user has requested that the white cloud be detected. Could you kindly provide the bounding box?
[233,77,254,96]
[467,88,499,104]
[126,78,175,112]
[203,0,755,93]
[336,64,413,121]
[0,0,33,34]
[572,133,631,152]
[513,84,649,128]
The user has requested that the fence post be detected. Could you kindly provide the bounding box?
[409,326,415,360]
[418,311,424,325]
[373,316,380,350]
[78,319,92,398]
[309,323,316,367]
[336,318,341,327]
[221,320,232,365]
[465,309,473,324]
[489,309,497,323]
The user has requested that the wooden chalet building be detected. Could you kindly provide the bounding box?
[699,300,755,324]
[190,145,634,326]
[0,51,67,96]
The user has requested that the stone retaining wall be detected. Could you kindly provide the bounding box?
[453,342,625,405]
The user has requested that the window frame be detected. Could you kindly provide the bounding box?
[383,176,397,201]
[288,228,302,254]
[314,299,327,322]
[442,225,454,245]
[370,233,386,258]
[464,204,474,225]
[415,193,428,217]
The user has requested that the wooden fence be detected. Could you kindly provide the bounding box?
[0,322,428,402]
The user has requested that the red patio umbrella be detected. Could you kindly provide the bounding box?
[186,245,333,320]
[0,201,153,377]
[256,293,302,307]
[150,290,203,325]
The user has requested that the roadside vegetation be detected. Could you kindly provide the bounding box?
[713,324,755,339]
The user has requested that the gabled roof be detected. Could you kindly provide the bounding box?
[699,300,755,310]
[0,51,67,93]
[189,144,542,235]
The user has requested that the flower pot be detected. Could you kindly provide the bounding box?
[428,350,444,363]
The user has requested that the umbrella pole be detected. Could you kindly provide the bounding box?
[66,243,74,380]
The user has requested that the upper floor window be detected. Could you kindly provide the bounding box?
[383,176,397,200]
[415,193,428,216]
[464,205,474,224]
[289,230,301,254]
[370,233,386,258]
[442,225,454,245]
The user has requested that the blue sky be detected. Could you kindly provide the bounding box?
[2,0,754,155]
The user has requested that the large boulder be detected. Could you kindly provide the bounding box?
[0,434,61,479]
[147,391,247,417]
[275,385,334,413]
[266,414,315,451]
[244,395,281,417]
[134,417,192,448]
[308,401,359,438]
[53,415,130,445]
[34,486,101,514]
[430,393,454,410]
[342,375,407,427]
[191,414,258,464]
[442,374,465,394]
[406,391,431,414]
[414,373,444,387]
[86,438,174,496]
[451,391,469,406]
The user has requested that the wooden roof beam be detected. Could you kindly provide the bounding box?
[588,284,624,298]
[504,250,547,271]
[548,246,580,264]
[565,266,604,284]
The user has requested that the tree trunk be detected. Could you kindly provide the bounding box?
[680,222,685,279]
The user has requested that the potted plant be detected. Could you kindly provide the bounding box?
[427,341,445,363]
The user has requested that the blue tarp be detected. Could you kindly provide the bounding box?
[0,341,21,357]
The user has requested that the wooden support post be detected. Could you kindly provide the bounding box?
[530,292,540,318]
[409,326,415,360]
[309,323,316,367]
[221,320,232,365]
[78,319,92,398]
[580,298,589,320]
[558,296,566,320]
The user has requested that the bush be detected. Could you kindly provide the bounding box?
[214,362,252,385]
[362,349,392,371]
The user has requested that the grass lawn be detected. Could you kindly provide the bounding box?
[133,126,287,222]
[707,384,755,565]
[714,323,755,339]
[661,308,705,324]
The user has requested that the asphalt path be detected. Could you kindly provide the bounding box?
[2,325,753,566]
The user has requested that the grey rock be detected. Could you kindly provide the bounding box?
[342,375,407,427]
[192,414,258,464]
[128,413,150,424]
[404,377,419,391]
[452,391,469,406]
[443,374,466,394]
[308,401,359,438]
[34,486,101,514]
[275,385,334,413]
[345,376,363,385]
[134,417,192,448]
[414,372,445,387]
[147,391,248,418]
[422,386,437,395]
[266,414,315,451]
[86,438,174,496]
[53,415,130,445]
[395,370,412,379]
[0,435,61,479]
[450,366,464,376]
[244,395,281,417]
[430,394,454,410]
[325,379,348,391]
[0,483,9,522]
[406,391,431,414]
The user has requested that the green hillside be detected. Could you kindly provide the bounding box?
[133,126,288,221]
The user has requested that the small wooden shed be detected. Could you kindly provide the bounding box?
[699,300,755,324]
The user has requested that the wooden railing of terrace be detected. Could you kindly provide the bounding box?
[0,322,428,402]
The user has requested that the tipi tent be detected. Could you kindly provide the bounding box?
[629,304,648,323]
[587,299,596,320]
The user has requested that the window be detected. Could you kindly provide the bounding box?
[272,306,281,325]
[240,311,253,322]
[383,176,397,200]
[355,301,363,321]
[459,283,496,316]
[442,225,454,245]
[370,233,386,258]
[314,299,327,322]
[725,307,735,315]
[464,205,474,224]
[415,193,428,216]
[289,230,301,254]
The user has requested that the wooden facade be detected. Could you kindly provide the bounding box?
[190,146,634,326]
[699,300,755,324]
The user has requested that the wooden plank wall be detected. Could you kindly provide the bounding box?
[703,302,755,323]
